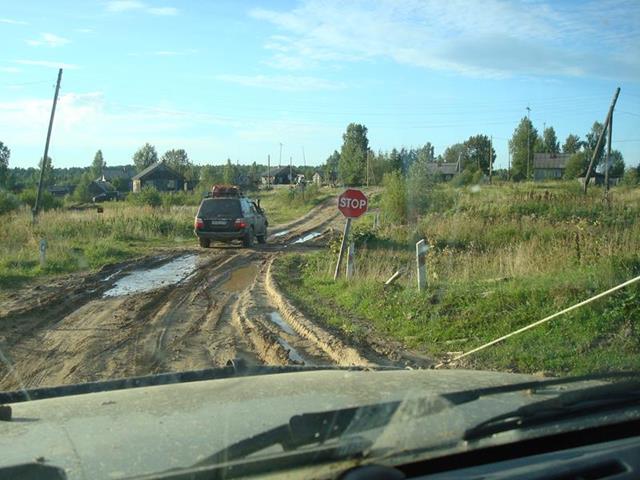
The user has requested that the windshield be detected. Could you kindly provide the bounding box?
[1,1,639,479]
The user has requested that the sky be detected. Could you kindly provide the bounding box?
[1,0,639,170]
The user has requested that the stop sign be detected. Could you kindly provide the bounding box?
[338,189,368,218]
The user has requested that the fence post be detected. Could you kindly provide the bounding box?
[333,218,352,280]
[416,239,428,291]
[346,242,355,280]
[39,239,47,268]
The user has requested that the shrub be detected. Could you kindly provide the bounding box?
[0,190,21,215]
[128,186,162,207]
[18,188,62,211]
[381,171,407,224]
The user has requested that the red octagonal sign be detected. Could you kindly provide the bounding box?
[338,189,368,218]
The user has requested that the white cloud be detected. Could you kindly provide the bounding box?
[147,7,178,16]
[0,18,28,25]
[105,1,178,15]
[75,28,94,33]
[215,74,343,91]
[0,66,21,74]
[15,60,80,69]
[249,0,640,79]
[27,33,71,48]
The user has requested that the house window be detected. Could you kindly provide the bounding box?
[167,180,176,190]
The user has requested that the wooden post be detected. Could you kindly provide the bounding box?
[333,218,352,280]
[584,87,620,193]
[384,270,402,286]
[346,241,355,279]
[416,239,428,291]
[39,239,47,268]
[605,114,612,194]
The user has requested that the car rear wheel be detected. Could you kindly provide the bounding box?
[256,228,267,244]
[242,229,254,248]
[199,238,210,248]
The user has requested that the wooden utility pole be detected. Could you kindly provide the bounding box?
[267,154,271,190]
[279,142,283,169]
[526,106,531,181]
[605,114,613,194]
[489,135,493,184]
[583,87,620,193]
[34,68,62,219]
[289,156,293,185]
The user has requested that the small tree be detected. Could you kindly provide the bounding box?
[339,123,369,185]
[380,171,407,225]
[565,151,589,179]
[74,172,94,202]
[133,143,158,172]
[161,148,192,179]
[0,141,10,187]
[223,158,237,185]
[91,150,106,179]
[562,134,582,154]
[509,117,538,181]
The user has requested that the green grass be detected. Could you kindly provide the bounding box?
[272,182,640,376]
[254,185,337,225]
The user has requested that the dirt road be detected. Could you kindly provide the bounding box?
[0,197,428,391]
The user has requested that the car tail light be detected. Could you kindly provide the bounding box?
[234,219,247,229]
[194,217,204,229]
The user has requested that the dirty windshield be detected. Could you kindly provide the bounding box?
[0,0,639,477]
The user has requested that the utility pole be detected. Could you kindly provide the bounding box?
[34,68,63,220]
[267,154,271,190]
[366,151,370,187]
[605,113,613,194]
[489,135,493,184]
[584,87,620,194]
[526,106,531,181]
[508,143,511,180]
[289,156,293,185]
[279,142,283,169]
[302,147,306,168]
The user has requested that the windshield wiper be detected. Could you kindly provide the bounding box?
[464,379,640,441]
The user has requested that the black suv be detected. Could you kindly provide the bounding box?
[194,191,267,248]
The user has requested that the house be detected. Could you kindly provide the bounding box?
[261,166,299,185]
[47,185,74,197]
[312,172,322,186]
[100,166,136,191]
[578,172,621,187]
[132,162,185,193]
[425,162,459,181]
[88,179,117,199]
[533,153,571,181]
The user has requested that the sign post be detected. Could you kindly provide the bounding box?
[334,189,368,280]
[39,239,47,268]
[416,239,428,291]
[346,241,355,280]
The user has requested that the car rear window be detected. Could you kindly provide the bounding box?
[198,199,242,217]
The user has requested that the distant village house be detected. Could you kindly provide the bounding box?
[533,153,571,181]
[132,162,185,193]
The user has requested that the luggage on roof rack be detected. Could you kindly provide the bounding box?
[211,185,243,197]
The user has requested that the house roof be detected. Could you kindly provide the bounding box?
[425,162,459,175]
[261,166,300,177]
[533,153,571,169]
[132,162,184,180]
[99,166,136,181]
[91,180,115,193]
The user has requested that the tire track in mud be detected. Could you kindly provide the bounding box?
[0,196,387,391]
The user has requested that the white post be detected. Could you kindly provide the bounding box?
[334,218,352,280]
[346,242,355,280]
[39,239,47,268]
[416,239,428,291]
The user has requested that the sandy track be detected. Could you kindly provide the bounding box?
[0,197,421,391]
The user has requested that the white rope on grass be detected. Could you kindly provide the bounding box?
[435,274,640,369]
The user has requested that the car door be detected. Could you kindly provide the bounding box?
[248,202,265,234]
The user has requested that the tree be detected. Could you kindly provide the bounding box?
[442,143,466,166]
[387,148,403,173]
[133,143,158,172]
[223,158,237,185]
[161,148,192,179]
[509,117,538,181]
[584,122,606,168]
[562,134,581,154]
[325,150,340,184]
[339,123,369,185]
[564,151,589,179]
[601,150,625,178]
[0,141,9,187]
[199,165,223,191]
[542,126,559,154]
[464,134,495,175]
[38,156,54,187]
[406,154,433,218]
[415,143,435,164]
[74,171,94,202]
[91,150,106,179]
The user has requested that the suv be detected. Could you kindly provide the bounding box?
[194,188,267,248]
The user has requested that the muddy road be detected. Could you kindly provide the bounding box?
[0,198,428,391]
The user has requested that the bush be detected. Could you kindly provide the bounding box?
[0,190,21,215]
[451,169,474,187]
[18,188,62,211]
[380,171,407,225]
[128,186,162,207]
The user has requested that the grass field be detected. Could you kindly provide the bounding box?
[272,182,640,376]
[0,186,334,288]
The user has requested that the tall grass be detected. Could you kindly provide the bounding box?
[274,182,640,375]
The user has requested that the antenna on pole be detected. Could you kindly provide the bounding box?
[34,68,63,220]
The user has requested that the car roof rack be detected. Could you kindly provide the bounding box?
[209,185,244,198]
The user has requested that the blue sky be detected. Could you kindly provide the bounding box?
[1,0,639,169]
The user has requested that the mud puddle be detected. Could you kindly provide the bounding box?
[277,338,306,364]
[219,263,258,293]
[291,231,321,244]
[268,311,296,335]
[103,254,200,297]
[272,230,290,238]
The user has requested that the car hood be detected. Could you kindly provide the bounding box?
[1,368,557,479]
